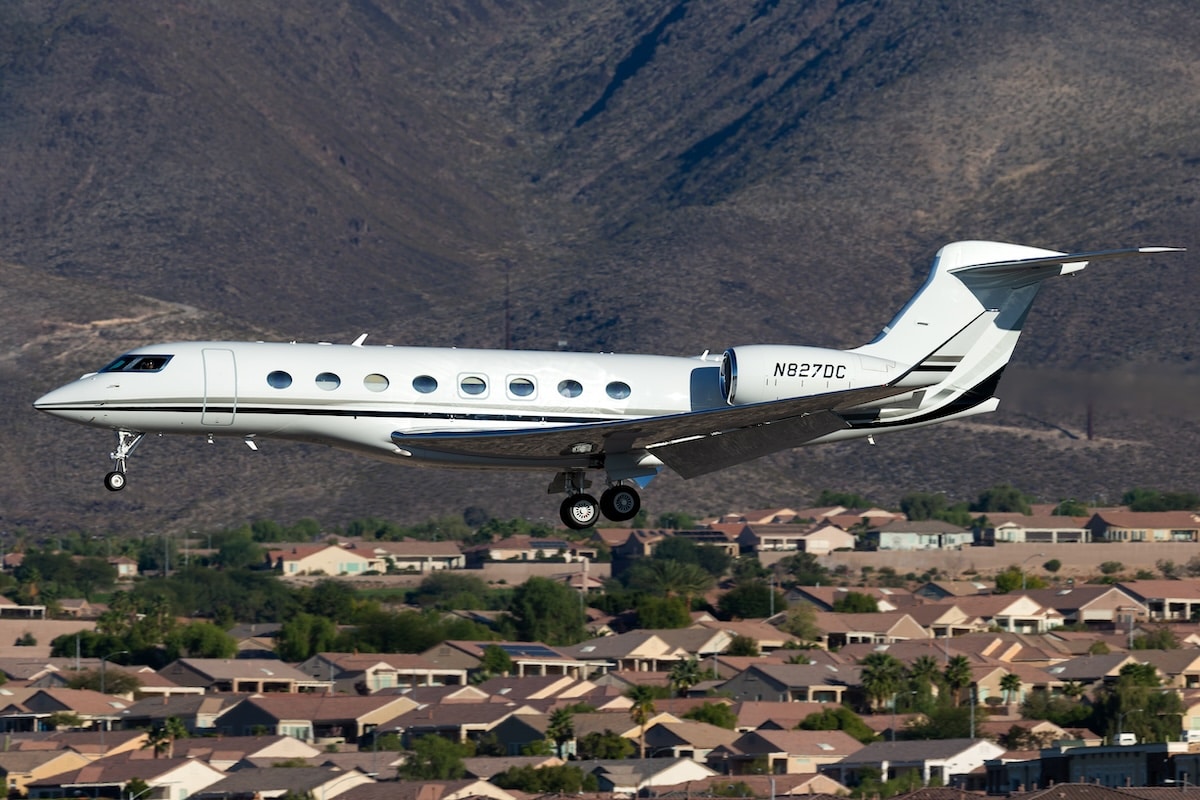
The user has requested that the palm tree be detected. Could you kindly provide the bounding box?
[943,655,973,707]
[627,560,714,607]
[668,656,703,697]
[546,708,575,759]
[625,685,658,758]
[858,652,906,712]
[907,654,941,701]
[1000,672,1023,706]
[143,716,188,758]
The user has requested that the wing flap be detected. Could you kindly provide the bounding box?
[650,409,848,479]
[391,383,907,472]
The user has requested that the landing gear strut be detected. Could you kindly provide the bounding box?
[555,472,642,529]
[104,430,145,492]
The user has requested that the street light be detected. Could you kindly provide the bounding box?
[100,649,130,696]
[1021,552,1046,591]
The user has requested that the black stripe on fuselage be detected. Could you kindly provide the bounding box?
[38,403,623,426]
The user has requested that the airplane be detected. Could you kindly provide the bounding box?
[34,240,1183,529]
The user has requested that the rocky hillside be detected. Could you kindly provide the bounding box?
[3,1,1198,535]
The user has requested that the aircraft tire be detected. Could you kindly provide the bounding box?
[560,493,600,529]
[600,485,641,521]
[104,471,127,492]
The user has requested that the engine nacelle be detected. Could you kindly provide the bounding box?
[720,345,905,405]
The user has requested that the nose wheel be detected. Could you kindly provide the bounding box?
[104,430,145,492]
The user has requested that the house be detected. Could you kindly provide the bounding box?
[215,694,417,744]
[563,631,710,673]
[297,652,468,691]
[738,524,856,555]
[341,779,518,800]
[820,738,1006,787]
[265,543,380,576]
[1022,585,1146,626]
[174,735,323,771]
[914,581,992,601]
[420,640,596,679]
[706,728,863,775]
[789,587,919,613]
[0,749,90,797]
[115,694,244,734]
[983,514,1091,545]
[718,663,858,704]
[811,612,930,648]
[157,658,329,693]
[863,521,973,551]
[1086,511,1200,543]
[388,701,543,746]
[642,720,741,761]
[107,556,139,580]
[943,594,1065,635]
[365,539,465,571]
[0,688,131,734]
[462,536,584,566]
[580,757,718,795]
[25,754,228,800]
[192,766,374,800]
[1118,580,1200,622]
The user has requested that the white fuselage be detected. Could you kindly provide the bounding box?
[33,339,910,470]
[35,341,719,464]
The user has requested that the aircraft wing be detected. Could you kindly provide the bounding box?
[391,383,908,479]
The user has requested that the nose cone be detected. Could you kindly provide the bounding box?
[33,379,99,423]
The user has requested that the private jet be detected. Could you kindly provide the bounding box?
[34,240,1183,528]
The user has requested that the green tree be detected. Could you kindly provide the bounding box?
[66,668,142,695]
[778,602,821,643]
[276,612,339,661]
[943,655,973,707]
[832,591,879,613]
[143,716,187,758]
[576,730,633,760]
[1093,662,1184,743]
[682,702,738,730]
[626,559,715,606]
[774,552,830,586]
[858,652,906,712]
[626,685,657,758]
[635,595,691,628]
[999,672,1022,706]
[668,656,703,697]
[545,708,575,759]
[726,634,759,657]
[798,706,878,743]
[397,734,471,780]
[1052,499,1089,516]
[479,644,514,677]
[505,577,587,645]
[716,580,782,619]
[165,621,237,660]
[971,484,1032,514]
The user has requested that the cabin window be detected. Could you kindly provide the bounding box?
[558,380,583,398]
[459,376,487,397]
[413,375,438,394]
[100,355,173,373]
[267,371,293,389]
[606,381,632,400]
[316,372,341,391]
[508,377,536,398]
[363,374,389,392]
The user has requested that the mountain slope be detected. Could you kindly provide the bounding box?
[3,1,1198,534]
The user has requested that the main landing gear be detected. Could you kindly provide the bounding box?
[104,429,145,492]
[556,472,642,530]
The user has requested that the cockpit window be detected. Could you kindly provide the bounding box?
[99,355,173,373]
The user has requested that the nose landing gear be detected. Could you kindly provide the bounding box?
[104,430,145,492]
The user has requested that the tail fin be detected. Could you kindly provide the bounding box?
[851,241,1182,421]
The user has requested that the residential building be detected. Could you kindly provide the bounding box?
[864,521,973,551]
